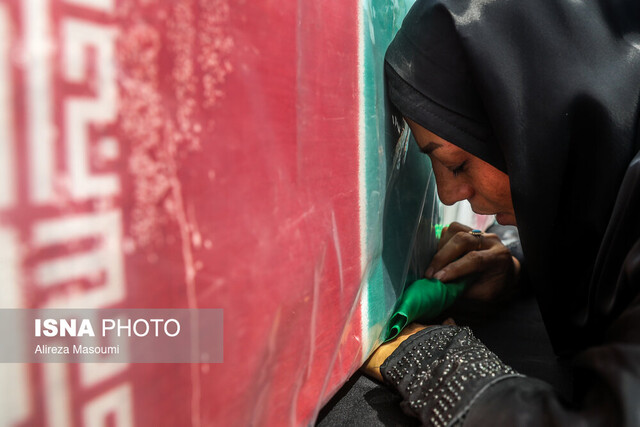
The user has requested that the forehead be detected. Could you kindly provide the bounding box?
[405,118,466,156]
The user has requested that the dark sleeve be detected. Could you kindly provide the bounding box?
[380,258,640,426]
[380,325,528,426]
[464,289,640,426]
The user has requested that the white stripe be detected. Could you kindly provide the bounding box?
[64,0,114,12]
[25,0,55,203]
[44,365,71,427]
[0,227,31,426]
[357,0,371,359]
[0,5,15,209]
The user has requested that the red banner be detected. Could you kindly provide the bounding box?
[1,0,364,425]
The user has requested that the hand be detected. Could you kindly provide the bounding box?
[362,323,427,382]
[425,222,520,301]
[362,319,458,382]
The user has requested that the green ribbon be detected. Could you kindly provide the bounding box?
[384,278,467,342]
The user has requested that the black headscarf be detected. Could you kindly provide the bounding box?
[386,0,640,354]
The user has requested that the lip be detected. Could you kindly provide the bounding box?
[469,206,497,216]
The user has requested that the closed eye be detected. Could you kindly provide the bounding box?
[451,161,467,177]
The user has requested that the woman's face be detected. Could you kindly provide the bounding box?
[406,118,516,226]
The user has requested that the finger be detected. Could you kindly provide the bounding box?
[438,222,472,249]
[434,245,512,282]
[472,232,504,253]
[362,323,427,382]
[428,230,504,278]
[442,317,457,326]
[432,250,488,282]
[437,222,472,250]
[448,221,472,233]
[479,232,503,247]
[438,231,503,255]
[437,226,450,251]
[427,230,484,277]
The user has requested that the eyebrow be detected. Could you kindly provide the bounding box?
[420,141,443,155]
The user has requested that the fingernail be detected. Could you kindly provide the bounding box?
[434,270,445,281]
[425,267,434,278]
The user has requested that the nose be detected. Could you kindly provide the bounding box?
[434,173,473,206]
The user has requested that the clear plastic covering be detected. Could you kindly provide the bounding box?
[0,0,476,425]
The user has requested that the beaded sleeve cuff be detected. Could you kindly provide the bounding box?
[380,325,524,426]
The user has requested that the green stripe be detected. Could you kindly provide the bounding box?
[360,0,443,353]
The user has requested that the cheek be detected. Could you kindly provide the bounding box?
[431,162,475,205]
[431,163,459,193]
[481,175,512,207]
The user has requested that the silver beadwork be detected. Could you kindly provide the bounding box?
[382,326,523,426]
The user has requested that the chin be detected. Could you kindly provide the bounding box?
[495,213,517,226]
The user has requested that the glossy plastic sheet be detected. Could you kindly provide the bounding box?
[0,0,451,425]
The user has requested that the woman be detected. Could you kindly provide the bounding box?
[364,0,640,424]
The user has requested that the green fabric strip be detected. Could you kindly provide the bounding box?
[385,278,467,342]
